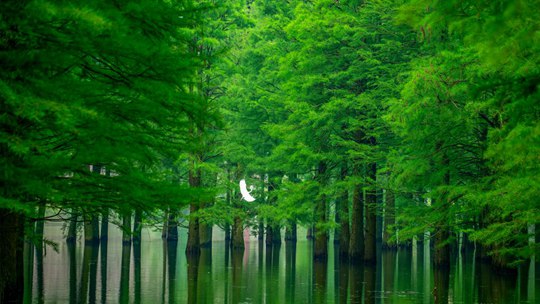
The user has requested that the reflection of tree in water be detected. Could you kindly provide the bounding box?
[166,240,178,304]
[433,265,449,304]
[100,238,108,304]
[349,261,363,304]
[266,243,280,304]
[187,251,200,304]
[134,241,142,304]
[231,248,243,304]
[313,259,327,304]
[477,262,518,303]
[285,242,297,303]
[119,243,131,304]
[198,248,212,303]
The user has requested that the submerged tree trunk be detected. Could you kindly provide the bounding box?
[349,164,364,261]
[166,211,178,241]
[314,161,328,260]
[122,212,132,244]
[199,222,212,248]
[434,145,450,267]
[266,224,274,246]
[364,164,377,263]
[101,209,109,241]
[133,209,142,244]
[232,216,244,250]
[285,222,297,243]
[84,212,99,244]
[382,189,397,249]
[186,167,201,255]
[338,165,350,257]
[67,209,78,243]
[0,209,24,303]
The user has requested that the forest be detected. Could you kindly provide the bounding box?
[1,0,539,303]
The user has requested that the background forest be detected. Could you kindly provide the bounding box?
[1,0,539,302]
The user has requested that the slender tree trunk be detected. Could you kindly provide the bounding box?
[101,209,109,241]
[162,210,168,239]
[364,162,377,263]
[338,165,350,257]
[166,211,178,241]
[382,189,397,249]
[349,165,364,261]
[67,209,78,243]
[434,144,450,267]
[257,221,264,241]
[272,225,281,244]
[133,209,142,244]
[84,212,99,244]
[186,167,201,254]
[225,224,231,242]
[266,224,274,246]
[122,212,132,244]
[314,161,328,260]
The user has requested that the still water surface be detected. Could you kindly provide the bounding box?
[27,222,538,303]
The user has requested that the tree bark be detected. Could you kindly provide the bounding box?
[314,161,328,260]
[349,165,364,261]
[382,189,397,249]
[186,167,201,255]
[100,209,109,242]
[84,212,99,244]
[364,162,377,263]
[166,211,178,241]
[285,222,297,243]
[122,212,132,244]
[232,215,244,250]
[67,209,78,243]
[338,165,350,257]
[133,209,142,244]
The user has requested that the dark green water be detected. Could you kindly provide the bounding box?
[25,223,538,303]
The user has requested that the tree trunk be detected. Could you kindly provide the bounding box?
[272,225,281,244]
[199,222,212,248]
[133,209,142,244]
[84,212,99,244]
[314,161,328,260]
[166,211,178,241]
[349,165,364,261]
[186,167,201,255]
[364,163,377,264]
[232,216,244,250]
[67,210,78,243]
[285,222,297,243]
[101,209,109,242]
[266,224,274,246]
[338,165,350,257]
[382,189,397,249]
[122,212,132,244]
[434,145,450,267]
[225,224,231,242]
[307,226,314,239]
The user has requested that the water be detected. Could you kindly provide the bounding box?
[26,222,539,303]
